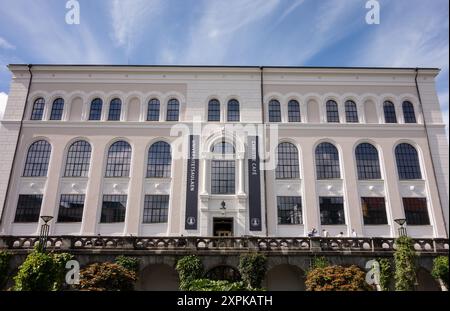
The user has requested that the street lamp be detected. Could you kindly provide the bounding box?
[39,215,53,251]
[220,201,226,216]
[394,218,407,237]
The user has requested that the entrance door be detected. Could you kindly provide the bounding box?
[213,218,233,236]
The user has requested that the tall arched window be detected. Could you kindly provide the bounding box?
[108,98,122,121]
[326,100,339,123]
[288,100,301,122]
[268,99,281,122]
[23,140,51,177]
[345,100,358,123]
[227,99,240,122]
[383,101,397,123]
[211,141,235,194]
[395,143,422,180]
[355,143,381,180]
[315,142,340,179]
[147,141,172,178]
[50,98,64,120]
[105,141,132,177]
[64,140,92,177]
[402,101,416,123]
[30,98,45,120]
[208,99,220,121]
[88,98,103,120]
[166,98,179,121]
[147,98,160,121]
[275,142,300,179]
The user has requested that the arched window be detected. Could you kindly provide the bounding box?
[288,100,301,122]
[402,101,416,123]
[23,140,51,177]
[166,98,179,121]
[105,141,132,177]
[355,143,381,180]
[208,99,220,121]
[147,98,160,121]
[108,98,122,121]
[269,99,281,122]
[227,99,240,122]
[395,143,422,180]
[50,98,64,120]
[275,142,300,179]
[315,142,340,179]
[88,98,103,120]
[64,140,92,177]
[383,101,397,123]
[147,141,172,178]
[211,140,235,194]
[30,98,45,120]
[345,100,358,123]
[326,100,339,122]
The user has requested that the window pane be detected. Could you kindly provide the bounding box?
[383,101,397,123]
[100,195,127,223]
[31,98,45,120]
[275,142,300,179]
[227,99,240,122]
[208,99,220,121]
[319,196,345,225]
[166,98,179,121]
[57,194,85,222]
[326,100,339,123]
[108,98,122,121]
[211,160,235,194]
[277,196,302,224]
[395,143,422,180]
[315,142,340,179]
[288,100,301,122]
[345,100,358,123]
[14,194,43,222]
[147,98,160,121]
[64,140,91,177]
[143,195,169,223]
[105,141,132,177]
[23,140,51,177]
[147,141,171,178]
[89,98,103,120]
[402,101,417,123]
[211,141,235,155]
[355,143,381,180]
[403,197,430,225]
[50,98,64,120]
[269,100,281,122]
[361,197,387,225]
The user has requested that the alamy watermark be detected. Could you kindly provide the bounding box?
[65,0,80,25]
[366,0,380,25]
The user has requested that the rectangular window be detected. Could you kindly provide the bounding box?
[403,197,430,225]
[319,196,345,225]
[277,196,302,225]
[14,194,43,222]
[143,195,169,223]
[57,194,85,222]
[100,195,127,223]
[211,160,235,194]
[361,197,388,225]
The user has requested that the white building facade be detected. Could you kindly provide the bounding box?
[0,65,448,239]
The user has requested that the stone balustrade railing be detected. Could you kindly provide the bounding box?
[0,235,448,254]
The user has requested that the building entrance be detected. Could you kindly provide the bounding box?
[213,218,233,236]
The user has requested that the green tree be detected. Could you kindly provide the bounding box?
[431,256,448,289]
[175,255,204,290]
[238,253,267,289]
[0,251,12,289]
[306,265,370,291]
[394,236,417,291]
[78,262,137,291]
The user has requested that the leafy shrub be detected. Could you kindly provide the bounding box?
[310,256,329,270]
[394,236,417,291]
[115,256,140,272]
[378,258,392,291]
[13,247,73,291]
[185,279,248,291]
[238,253,267,289]
[78,262,137,291]
[431,256,448,288]
[0,251,12,288]
[306,265,370,291]
[176,255,204,290]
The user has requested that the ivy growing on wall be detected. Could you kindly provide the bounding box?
[394,236,417,291]
[431,256,448,289]
[378,258,392,291]
[238,253,267,289]
[175,255,204,290]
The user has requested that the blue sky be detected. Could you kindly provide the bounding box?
[0,0,448,130]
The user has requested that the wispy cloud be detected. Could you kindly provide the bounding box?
[0,37,15,50]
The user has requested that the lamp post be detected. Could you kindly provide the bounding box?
[39,215,53,251]
[220,201,226,216]
[394,218,407,237]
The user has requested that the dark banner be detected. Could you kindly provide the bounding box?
[185,135,199,230]
[247,136,262,231]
